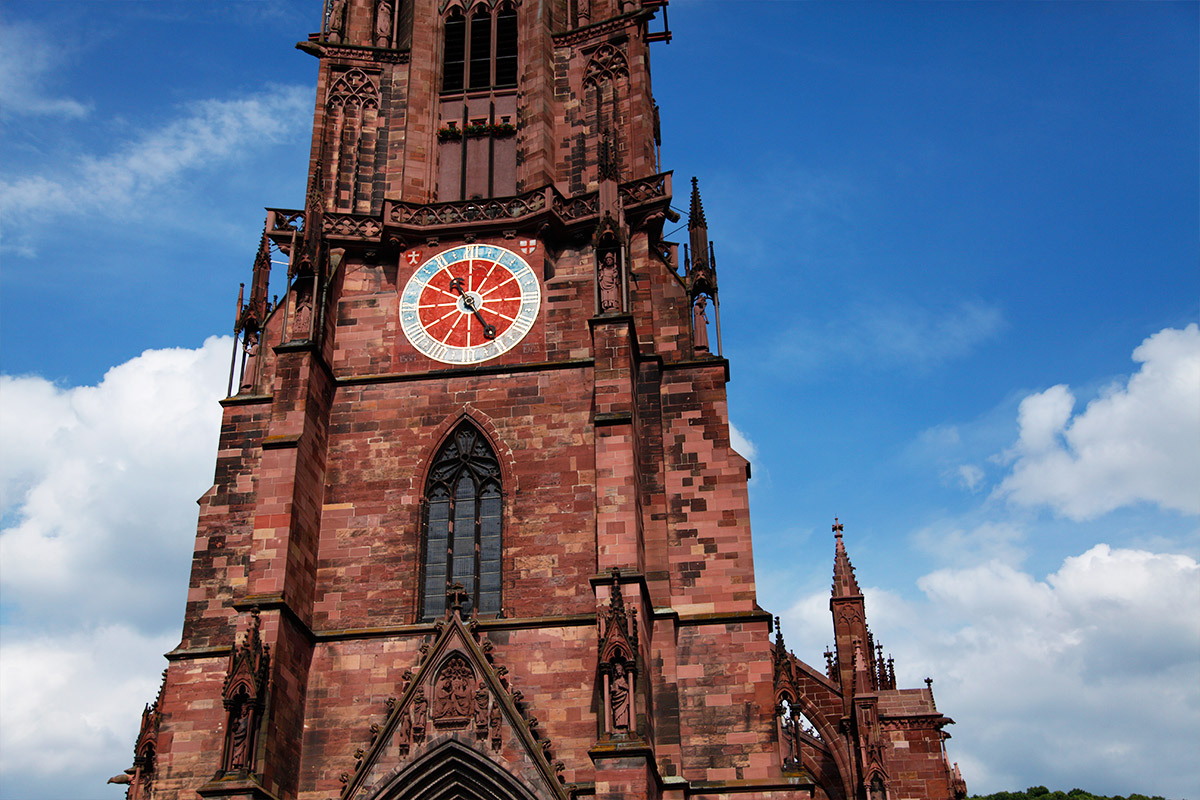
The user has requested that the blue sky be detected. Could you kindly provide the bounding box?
[1,2,1197,799]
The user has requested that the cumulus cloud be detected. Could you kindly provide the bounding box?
[0,85,311,224]
[0,336,231,633]
[997,324,1200,520]
[779,543,1200,797]
[0,20,92,119]
[0,626,178,800]
[0,337,231,798]
[917,545,1200,796]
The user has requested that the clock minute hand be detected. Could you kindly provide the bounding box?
[448,277,497,339]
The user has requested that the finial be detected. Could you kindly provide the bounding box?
[831,518,862,597]
[447,582,470,618]
[688,176,707,230]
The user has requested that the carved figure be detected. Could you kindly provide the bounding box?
[780,712,796,763]
[432,655,474,719]
[475,681,489,734]
[375,0,393,47]
[328,0,347,42]
[412,687,428,738]
[238,332,260,394]
[228,697,254,770]
[692,296,710,352]
[489,702,502,750]
[598,250,620,312]
[397,709,412,753]
[292,290,313,340]
[610,662,631,731]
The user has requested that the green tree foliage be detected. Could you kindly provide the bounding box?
[968,788,1169,800]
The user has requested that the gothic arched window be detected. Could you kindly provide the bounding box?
[420,423,503,620]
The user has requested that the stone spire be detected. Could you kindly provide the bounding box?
[687,176,709,269]
[831,518,862,598]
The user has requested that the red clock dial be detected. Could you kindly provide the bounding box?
[399,244,541,364]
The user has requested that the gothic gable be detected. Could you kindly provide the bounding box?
[340,603,568,800]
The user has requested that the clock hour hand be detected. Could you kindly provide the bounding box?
[448,277,497,339]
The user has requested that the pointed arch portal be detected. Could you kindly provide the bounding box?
[373,741,541,800]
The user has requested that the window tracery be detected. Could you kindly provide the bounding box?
[326,68,382,213]
[421,423,503,620]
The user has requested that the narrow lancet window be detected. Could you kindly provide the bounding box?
[442,10,467,93]
[420,423,503,620]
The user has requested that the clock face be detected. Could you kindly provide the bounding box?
[399,243,541,365]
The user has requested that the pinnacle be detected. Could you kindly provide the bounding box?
[688,176,707,230]
[831,518,863,597]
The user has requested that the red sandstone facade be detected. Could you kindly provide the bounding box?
[119,3,967,800]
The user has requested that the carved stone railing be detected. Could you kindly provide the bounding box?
[387,188,551,228]
[619,172,670,208]
[324,214,382,240]
[552,192,599,221]
[265,207,305,235]
[266,174,673,247]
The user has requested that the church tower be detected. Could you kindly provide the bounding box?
[118,3,967,800]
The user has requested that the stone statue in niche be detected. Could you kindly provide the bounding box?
[780,714,797,763]
[609,662,631,731]
[692,296,710,352]
[598,250,621,313]
[375,0,393,47]
[238,332,260,394]
[227,693,254,771]
[292,287,313,340]
[328,0,347,43]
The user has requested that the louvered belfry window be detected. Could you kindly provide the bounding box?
[420,423,502,620]
[441,3,518,93]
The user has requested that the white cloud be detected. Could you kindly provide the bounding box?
[0,626,177,800]
[997,324,1200,520]
[778,543,1200,797]
[0,20,92,119]
[952,463,984,492]
[0,85,311,225]
[0,338,231,799]
[916,545,1200,796]
[0,336,231,633]
[910,518,1027,566]
[729,421,758,462]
